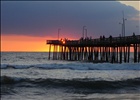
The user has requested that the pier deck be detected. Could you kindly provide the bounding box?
[47,35,140,63]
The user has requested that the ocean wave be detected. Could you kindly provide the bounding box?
[1,76,25,84]
[1,63,140,70]
[1,64,31,69]
[1,76,140,90]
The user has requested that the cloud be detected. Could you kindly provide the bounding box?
[119,1,140,11]
[1,1,139,38]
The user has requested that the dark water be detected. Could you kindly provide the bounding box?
[1,52,140,100]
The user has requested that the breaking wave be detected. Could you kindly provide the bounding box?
[1,76,140,90]
[1,63,140,70]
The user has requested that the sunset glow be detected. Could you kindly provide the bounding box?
[1,1,139,52]
[1,35,49,52]
[1,34,77,52]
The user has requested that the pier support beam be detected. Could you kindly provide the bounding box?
[48,44,51,60]
[138,44,140,62]
[127,46,130,63]
[111,47,116,63]
[119,46,122,63]
[134,44,138,63]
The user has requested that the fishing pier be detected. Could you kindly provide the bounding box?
[47,35,140,63]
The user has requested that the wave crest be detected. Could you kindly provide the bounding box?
[1,76,140,90]
[1,63,140,70]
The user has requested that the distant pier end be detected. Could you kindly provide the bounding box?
[46,35,140,63]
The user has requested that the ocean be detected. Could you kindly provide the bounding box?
[1,52,140,100]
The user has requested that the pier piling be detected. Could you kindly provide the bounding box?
[47,35,140,63]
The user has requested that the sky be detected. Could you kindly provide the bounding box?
[1,1,140,52]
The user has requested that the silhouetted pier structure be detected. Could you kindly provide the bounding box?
[47,35,140,63]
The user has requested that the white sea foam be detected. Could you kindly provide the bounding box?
[1,52,140,70]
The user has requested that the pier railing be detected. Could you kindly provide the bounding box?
[47,35,140,46]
